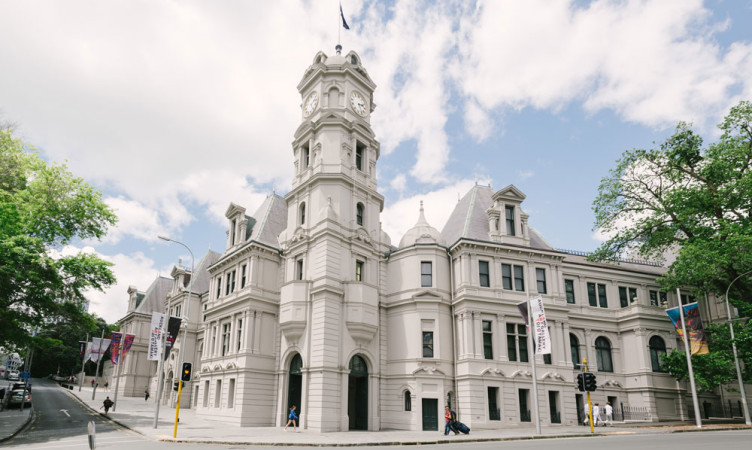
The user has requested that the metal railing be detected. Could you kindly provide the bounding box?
[688,400,747,419]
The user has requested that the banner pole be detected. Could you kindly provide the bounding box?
[526,292,541,435]
[112,335,125,412]
[676,288,702,428]
[79,333,88,392]
[92,329,105,401]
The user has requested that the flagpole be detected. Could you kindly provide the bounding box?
[112,335,125,412]
[79,333,88,392]
[92,329,105,401]
[338,1,341,47]
[526,290,541,435]
[153,326,168,428]
[676,288,701,428]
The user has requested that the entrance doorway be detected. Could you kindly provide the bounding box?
[348,355,368,430]
[287,354,302,413]
[422,398,438,430]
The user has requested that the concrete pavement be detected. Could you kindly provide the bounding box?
[26,383,752,446]
[0,399,33,443]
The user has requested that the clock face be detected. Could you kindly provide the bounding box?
[303,91,319,117]
[350,91,367,116]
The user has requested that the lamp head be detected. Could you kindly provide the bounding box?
[158,235,171,242]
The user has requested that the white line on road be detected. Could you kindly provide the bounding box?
[59,409,70,417]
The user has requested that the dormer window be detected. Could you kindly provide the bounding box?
[299,203,306,226]
[356,202,364,226]
[230,218,237,244]
[350,55,358,65]
[505,205,515,236]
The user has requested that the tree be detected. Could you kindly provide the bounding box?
[591,100,752,316]
[660,321,752,392]
[0,128,117,348]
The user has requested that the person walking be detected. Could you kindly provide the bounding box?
[101,397,114,415]
[593,402,602,427]
[284,405,298,432]
[444,405,457,435]
[604,402,613,426]
[144,388,150,401]
[583,404,590,426]
[90,378,95,388]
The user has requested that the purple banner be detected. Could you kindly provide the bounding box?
[110,332,123,364]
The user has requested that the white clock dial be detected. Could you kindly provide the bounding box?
[303,91,319,117]
[350,91,367,116]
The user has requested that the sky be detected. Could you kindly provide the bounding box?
[1,0,752,324]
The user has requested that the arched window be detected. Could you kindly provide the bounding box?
[569,333,581,370]
[349,355,368,375]
[290,353,303,375]
[299,203,306,225]
[649,336,667,372]
[595,337,613,372]
[404,390,411,411]
[356,203,364,226]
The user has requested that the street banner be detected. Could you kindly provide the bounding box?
[163,316,183,361]
[110,332,123,364]
[666,303,709,355]
[147,313,165,361]
[529,295,552,355]
[516,296,552,355]
[90,337,111,363]
[79,341,87,355]
[84,342,93,363]
[122,334,135,360]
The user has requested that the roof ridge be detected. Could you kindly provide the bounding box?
[462,186,479,237]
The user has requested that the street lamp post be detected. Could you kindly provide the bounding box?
[158,235,194,437]
[724,270,752,426]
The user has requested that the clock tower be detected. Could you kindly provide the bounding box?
[277,47,388,432]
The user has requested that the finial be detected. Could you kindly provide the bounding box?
[336,44,342,55]
[420,200,424,211]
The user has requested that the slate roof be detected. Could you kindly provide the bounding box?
[189,250,222,294]
[248,194,288,249]
[135,276,172,315]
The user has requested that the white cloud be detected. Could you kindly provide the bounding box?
[382,179,478,244]
[517,170,534,180]
[389,173,408,193]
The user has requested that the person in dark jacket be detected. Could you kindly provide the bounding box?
[101,397,114,415]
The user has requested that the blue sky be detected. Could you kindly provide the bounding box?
[1,0,751,323]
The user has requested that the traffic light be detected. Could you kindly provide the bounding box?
[583,372,597,391]
[181,362,192,382]
[173,381,180,391]
[576,373,585,392]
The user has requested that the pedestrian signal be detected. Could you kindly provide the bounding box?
[576,373,585,392]
[173,381,180,392]
[181,362,192,382]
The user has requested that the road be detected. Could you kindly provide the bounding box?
[4,380,751,449]
[3,378,174,449]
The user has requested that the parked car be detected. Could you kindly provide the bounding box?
[8,389,31,407]
[11,382,30,392]
[7,370,20,381]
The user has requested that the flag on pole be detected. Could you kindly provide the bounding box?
[147,313,166,361]
[517,296,552,355]
[666,303,709,355]
[110,332,123,364]
[122,334,135,360]
[340,3,350,30]
[89,337,111,363]
[163,316,183,361]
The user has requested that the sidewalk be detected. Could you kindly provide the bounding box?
[62,385,750,446]
[0,403,33,443]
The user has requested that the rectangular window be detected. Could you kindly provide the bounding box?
[215,380,222,408]
[649,290,659,306]
[506,323,528,362]
[598,283,608,308]
[355,260,364,282]
[502,264,512,290]
[660,291,668,306]
[587,282,597,306]
[565,279,575,304]
[421,261,432,287]
[241,264,247,288]
[216,276,222,299]
[536,268,547,294]
[505,205,515,236]
[422,331,434,358]
[228,378,235,408]
[230,270,236,293]
[479,261,490,287]
[488,386,500,421]
[681,294,695,305]
[619,286,628,308]
[296,259,304,281]
[483,320,493,360]
[221,323,230,356]
[230,218,236,245]
[513,265,525,292]
[236,319,242,352]
[203,380,209,407]
[543,353,552,364]
[302,143,310,168]
[176,305,181,318]
[355,141,365,171]
[225,273,231,295]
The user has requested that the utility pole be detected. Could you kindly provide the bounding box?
[676,288,702,428]
[79,333,88,392]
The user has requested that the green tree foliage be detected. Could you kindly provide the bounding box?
[591,100,752,316]
[0,128,117,347]
[660,321,752,392]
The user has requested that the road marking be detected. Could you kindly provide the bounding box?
[60,409,70,417]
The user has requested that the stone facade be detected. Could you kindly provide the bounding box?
[117,48,750,431]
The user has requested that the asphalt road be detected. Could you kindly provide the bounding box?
[3,378,174,449]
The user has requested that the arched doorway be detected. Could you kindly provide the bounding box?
[287,354,302,413]
[348,355,368,430]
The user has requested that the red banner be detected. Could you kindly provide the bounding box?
[110,332,123,364]
[122,334,135,360]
